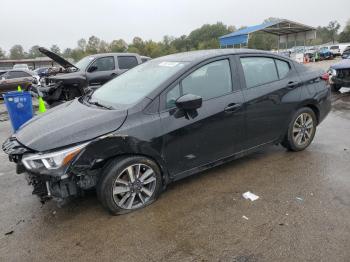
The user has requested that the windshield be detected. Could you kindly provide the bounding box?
[75,56,95,70]
[90,60,188,108]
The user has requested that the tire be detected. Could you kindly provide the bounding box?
[281,107,317,152]
[97,156,162,215]
[331,84,341,92]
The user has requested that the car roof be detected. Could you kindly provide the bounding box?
[153,48,285,63]
[86,52,140,58]
[6,69,35,74]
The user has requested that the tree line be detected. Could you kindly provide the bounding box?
[0,19,349,62]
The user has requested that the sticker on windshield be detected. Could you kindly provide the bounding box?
[159,62,179,67]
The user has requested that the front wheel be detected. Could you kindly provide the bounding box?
[97,156,162,215]
[281,108,317,151]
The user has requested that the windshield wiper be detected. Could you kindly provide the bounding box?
[88,100,114,110]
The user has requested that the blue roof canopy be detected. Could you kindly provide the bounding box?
[219,19,316,47]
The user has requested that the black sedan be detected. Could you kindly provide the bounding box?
[2,49,331,215]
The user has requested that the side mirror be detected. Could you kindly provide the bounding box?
[175,94,202,111]
[88,66,98,73]
[174,94,202,119]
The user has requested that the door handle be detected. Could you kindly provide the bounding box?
[110,73,117,77]
[287,81,299,88]
[224,103,242,113]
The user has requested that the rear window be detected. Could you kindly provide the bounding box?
[117,56,139,70]
[275,59,290,79]
[330,46,339,49]
[7,71,31,79]
[240,57,279,88]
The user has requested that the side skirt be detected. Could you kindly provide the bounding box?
[170,140,279,182]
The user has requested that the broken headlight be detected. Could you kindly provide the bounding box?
[22,143,88,171]
[329,68,337,77]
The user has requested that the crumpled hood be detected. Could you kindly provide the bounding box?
[48,71,84,81]
[15,99,127,152]
[331,59,350,70]
[39,47,77,69]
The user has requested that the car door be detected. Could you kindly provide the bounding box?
[15,71,34,89]
[159,57,245,178]
[236,55,301,148]
[116,56,139,74]
[86,56,116,86]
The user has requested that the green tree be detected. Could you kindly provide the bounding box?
[0,48,6,59]
[98,40,110,53]
[327,20,341,43]
[188,22,232,49]
[9,45,25,59]
[62,48,73,58]
[70,48,85,61]
[131,37,145,54]
[338,20,350,43]
[143,40,163,58]
[77,38,87,52]
[110,39,128,52]
[86,36,101,54]
[28,45,41,58]
[127,46,140,54]
[50,44,61,54]
[171,35,191,52]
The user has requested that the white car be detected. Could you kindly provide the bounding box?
[13,64,30,70]
[329,45,341,56]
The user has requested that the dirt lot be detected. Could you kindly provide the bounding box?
[0,59,349,262]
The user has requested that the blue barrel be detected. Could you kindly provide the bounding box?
[3,91,33,132]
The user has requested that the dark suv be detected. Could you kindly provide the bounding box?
[37,47,144,105]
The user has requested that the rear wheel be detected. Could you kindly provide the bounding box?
[281,108,317,151]
[97,156,162,215]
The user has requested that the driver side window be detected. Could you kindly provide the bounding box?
[89,56,115,72]
[165,59,233,109]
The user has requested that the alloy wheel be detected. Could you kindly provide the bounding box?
[112,164,157,210]
[292,112,314,147]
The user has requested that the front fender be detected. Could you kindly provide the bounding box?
[69,135,170,184]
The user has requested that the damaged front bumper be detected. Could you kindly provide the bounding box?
[18,162,98,204]
[3,137,98,204]
[24,171,77,203]
[329,68,350,87]
[30,82,64,104]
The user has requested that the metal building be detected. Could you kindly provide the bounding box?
[219,19,316,50]
[0,57,59,70]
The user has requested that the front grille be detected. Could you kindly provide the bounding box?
[2,137,30,155]
[337,69,350,80]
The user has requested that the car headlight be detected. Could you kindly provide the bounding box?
[329,68,337,76]
[22,143,88,170]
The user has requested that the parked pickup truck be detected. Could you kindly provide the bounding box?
[37,47,148,105]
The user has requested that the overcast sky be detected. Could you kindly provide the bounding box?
[1,0,349,52]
